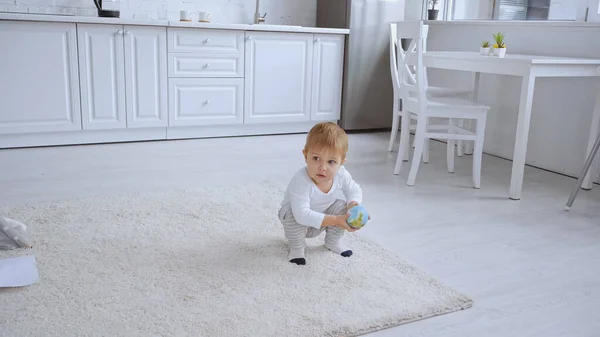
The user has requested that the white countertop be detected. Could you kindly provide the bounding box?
[0,12,350,34]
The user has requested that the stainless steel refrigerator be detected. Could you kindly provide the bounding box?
[317,0,405,131]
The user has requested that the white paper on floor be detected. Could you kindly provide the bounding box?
[0,255,39,287]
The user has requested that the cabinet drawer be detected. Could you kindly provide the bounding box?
[168,53,243,78]
[168,78,244,126]
[168,28,244,53]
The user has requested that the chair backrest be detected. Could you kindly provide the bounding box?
[394,21,429,113]
[389,23,401,95]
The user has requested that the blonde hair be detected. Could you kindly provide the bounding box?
[304,122,348,159]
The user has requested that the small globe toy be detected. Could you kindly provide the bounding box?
[347,205,369,229]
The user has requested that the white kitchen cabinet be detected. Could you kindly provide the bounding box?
[124,26,168,128]
[78,24,127,130]
[0,16,348,149]
[169,78,244,126]
[244,32,313,124]
[0,21,81,134]
[78,24,167,130]
[311,34,344,121]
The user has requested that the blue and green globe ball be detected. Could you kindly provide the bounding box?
[347,205,369,229]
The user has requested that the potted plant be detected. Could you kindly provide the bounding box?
[492,32,506,58]
[428,0,439,20]
[480,41,490,56]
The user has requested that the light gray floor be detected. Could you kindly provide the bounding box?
[2,131,600,337]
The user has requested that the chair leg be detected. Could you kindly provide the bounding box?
[447,119,455,173]
[403,129,411,161]
[464,119,474,155]
[403,137,411,161]
[421,116,429,164]
[423,137,430,163]
[472,115,487,189]
[456,119,464,157]
[407,119,427,186]
[388,97,400,152]
[394,110,412,175]
[405,117,416,161]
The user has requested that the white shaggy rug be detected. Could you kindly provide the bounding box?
[0,181,472,336]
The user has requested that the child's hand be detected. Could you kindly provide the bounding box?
[346,201,371,220]
[336,213,357,232]
[346,201,359,211]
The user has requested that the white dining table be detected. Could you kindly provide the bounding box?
[422,51,600,200]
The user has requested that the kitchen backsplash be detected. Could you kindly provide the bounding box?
[0,0,317,26]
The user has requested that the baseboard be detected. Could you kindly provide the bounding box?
[0,128,167,149]
[166,121,331,140]
[344,127,390,134]
[0,121,336,150]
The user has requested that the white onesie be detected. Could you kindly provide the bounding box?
[280,165,363,229]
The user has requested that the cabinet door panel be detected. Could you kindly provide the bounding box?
[78,24,126,130]
[0,21,81,134]
[311,34,344,121]
[244,32,313,124]
[124,26,168,128]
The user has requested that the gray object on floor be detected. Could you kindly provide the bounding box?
[0,216,32,250]
[565,130,600,210]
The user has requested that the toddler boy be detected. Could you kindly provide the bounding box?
[278,122,365,265]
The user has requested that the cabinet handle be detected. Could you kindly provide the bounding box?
[246,36,252,40]
[125,30,131,35]
[314,38,321,42]
[203,100,210,105]
[204,38,211,43]
[117,30,124,35]
[203,63,210,68]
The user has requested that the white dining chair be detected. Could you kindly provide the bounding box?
[388,22,473,161]
[392,21,491,188]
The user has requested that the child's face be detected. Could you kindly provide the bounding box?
[302,147,346,185]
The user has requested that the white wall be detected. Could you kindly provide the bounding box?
[426,22,600,178]
[404,0,423,19]
[452,0,493,20]
[0,0,317,26]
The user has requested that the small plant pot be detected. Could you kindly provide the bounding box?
[428,9,439,20]
[480,47,490,56]
[494,47,506,58]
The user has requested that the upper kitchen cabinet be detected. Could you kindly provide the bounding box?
[244,31,313,124]
[0,21,81,134]
[77,24,167,130]
[311,34,344,121]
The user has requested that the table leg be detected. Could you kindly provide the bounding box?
[581,83,600,190]
[464,72,481,155]
[566,129,600,210]
[509,73,536,200]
